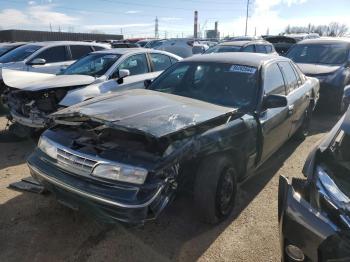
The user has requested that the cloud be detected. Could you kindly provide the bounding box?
[125,10,141,14]
[217,0,349,36]
[0,5,78,29]
[28,1,36,5]
[160,17,183,22]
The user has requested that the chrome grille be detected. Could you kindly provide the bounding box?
[57,148,97,175]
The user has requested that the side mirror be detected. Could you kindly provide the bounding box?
[114,69,130,84]
[144,79,153,89]
[118,69,130,79]
[263,94,288,109]
[29,58,46,65]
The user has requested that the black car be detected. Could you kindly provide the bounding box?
[287,38,350,114]
[205,40,278,55]
[264,36,297,56]
[279,107,350,262]
[27,53,318,225]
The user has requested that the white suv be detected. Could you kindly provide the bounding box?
[0,41,109,77]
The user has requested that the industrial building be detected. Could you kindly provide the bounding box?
[0,29,123,42]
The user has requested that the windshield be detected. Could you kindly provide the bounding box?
[205,45,242,54]
[0,45,17,56]
[0,44,41,63]
[62,53,120,77]
[287,43,349,65]
[149,62,258,108]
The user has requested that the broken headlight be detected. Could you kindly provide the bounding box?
[316,166,350,207]
[38,136,57,159]
[92,164,148,185]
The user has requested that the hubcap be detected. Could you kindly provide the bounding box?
[219,168,235,215]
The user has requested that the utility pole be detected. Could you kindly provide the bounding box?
[155,17,159,38]
[245,0,250,36]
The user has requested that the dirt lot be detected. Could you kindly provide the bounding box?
[0,111,340,262]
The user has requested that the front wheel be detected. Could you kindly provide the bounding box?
[194,155,238,224]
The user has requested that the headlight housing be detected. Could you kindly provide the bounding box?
[92,163,148,185]
[38,136,57,159]
[316,165,350,206]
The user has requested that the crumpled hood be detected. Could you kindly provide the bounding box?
[297,63,341,76]
[52,89,236,138]
[2,68,96,91]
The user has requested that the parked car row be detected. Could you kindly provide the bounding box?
[1,36,350,262]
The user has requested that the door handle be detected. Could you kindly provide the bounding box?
[288,105,294,115]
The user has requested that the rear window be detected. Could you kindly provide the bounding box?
[205,45,242,54]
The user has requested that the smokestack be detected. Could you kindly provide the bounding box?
[194,11,198,39]
[215,21,218,38]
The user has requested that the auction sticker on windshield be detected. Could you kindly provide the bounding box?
[228,65,257,74]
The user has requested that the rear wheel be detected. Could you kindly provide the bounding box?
[293,104,312,141]
[194,155,238,224]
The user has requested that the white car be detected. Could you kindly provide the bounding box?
[3,48,181,134]
[153,38,201,58]
[0,41,109,80]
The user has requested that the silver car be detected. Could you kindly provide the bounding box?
[3,48,181,134]
[0,41,110,78]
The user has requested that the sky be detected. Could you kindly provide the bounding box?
[0,0,349,38]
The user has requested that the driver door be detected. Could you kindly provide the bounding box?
[111,53,158,91]
[26,46,72,74]
[259,62,291,163]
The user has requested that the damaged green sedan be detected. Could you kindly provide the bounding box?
[27,53,319,224]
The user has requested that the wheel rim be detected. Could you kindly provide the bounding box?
[218,168,236,215]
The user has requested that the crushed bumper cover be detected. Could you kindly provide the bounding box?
[27,151,171,224]
[279,176,350,261]
[9,109,46,129]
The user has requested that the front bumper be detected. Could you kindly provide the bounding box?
[28,150,172,224]
[279,176,350,261]
[9,109,47,128]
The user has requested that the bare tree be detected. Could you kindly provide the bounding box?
[284,22,348,36]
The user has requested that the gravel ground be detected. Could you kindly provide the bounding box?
[0,112,340,262]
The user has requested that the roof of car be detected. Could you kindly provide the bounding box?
[24,41,109,47]
[298,37,350,45]
[0,42,27,47]
[92,48,180,57]
[182,53,288,67]
[220,40,271,46]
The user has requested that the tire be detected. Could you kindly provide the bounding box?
[293,104,312,141]
[194,155,238,224]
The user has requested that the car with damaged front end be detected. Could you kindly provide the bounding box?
[28,53,318,225]
[279,108,350,261]
[2,48,181,136]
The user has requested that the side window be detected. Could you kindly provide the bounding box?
[70,45,93,60]
[263,63,286,95]
[279,61,299,93]
[265,45,273,53]
[150,53,172,72]
[256,45,267,53]
[93,46,106,51]
[118,54,149,76]
[35,46,68,63]
[242,45,255,53]
[291,63,305,85]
